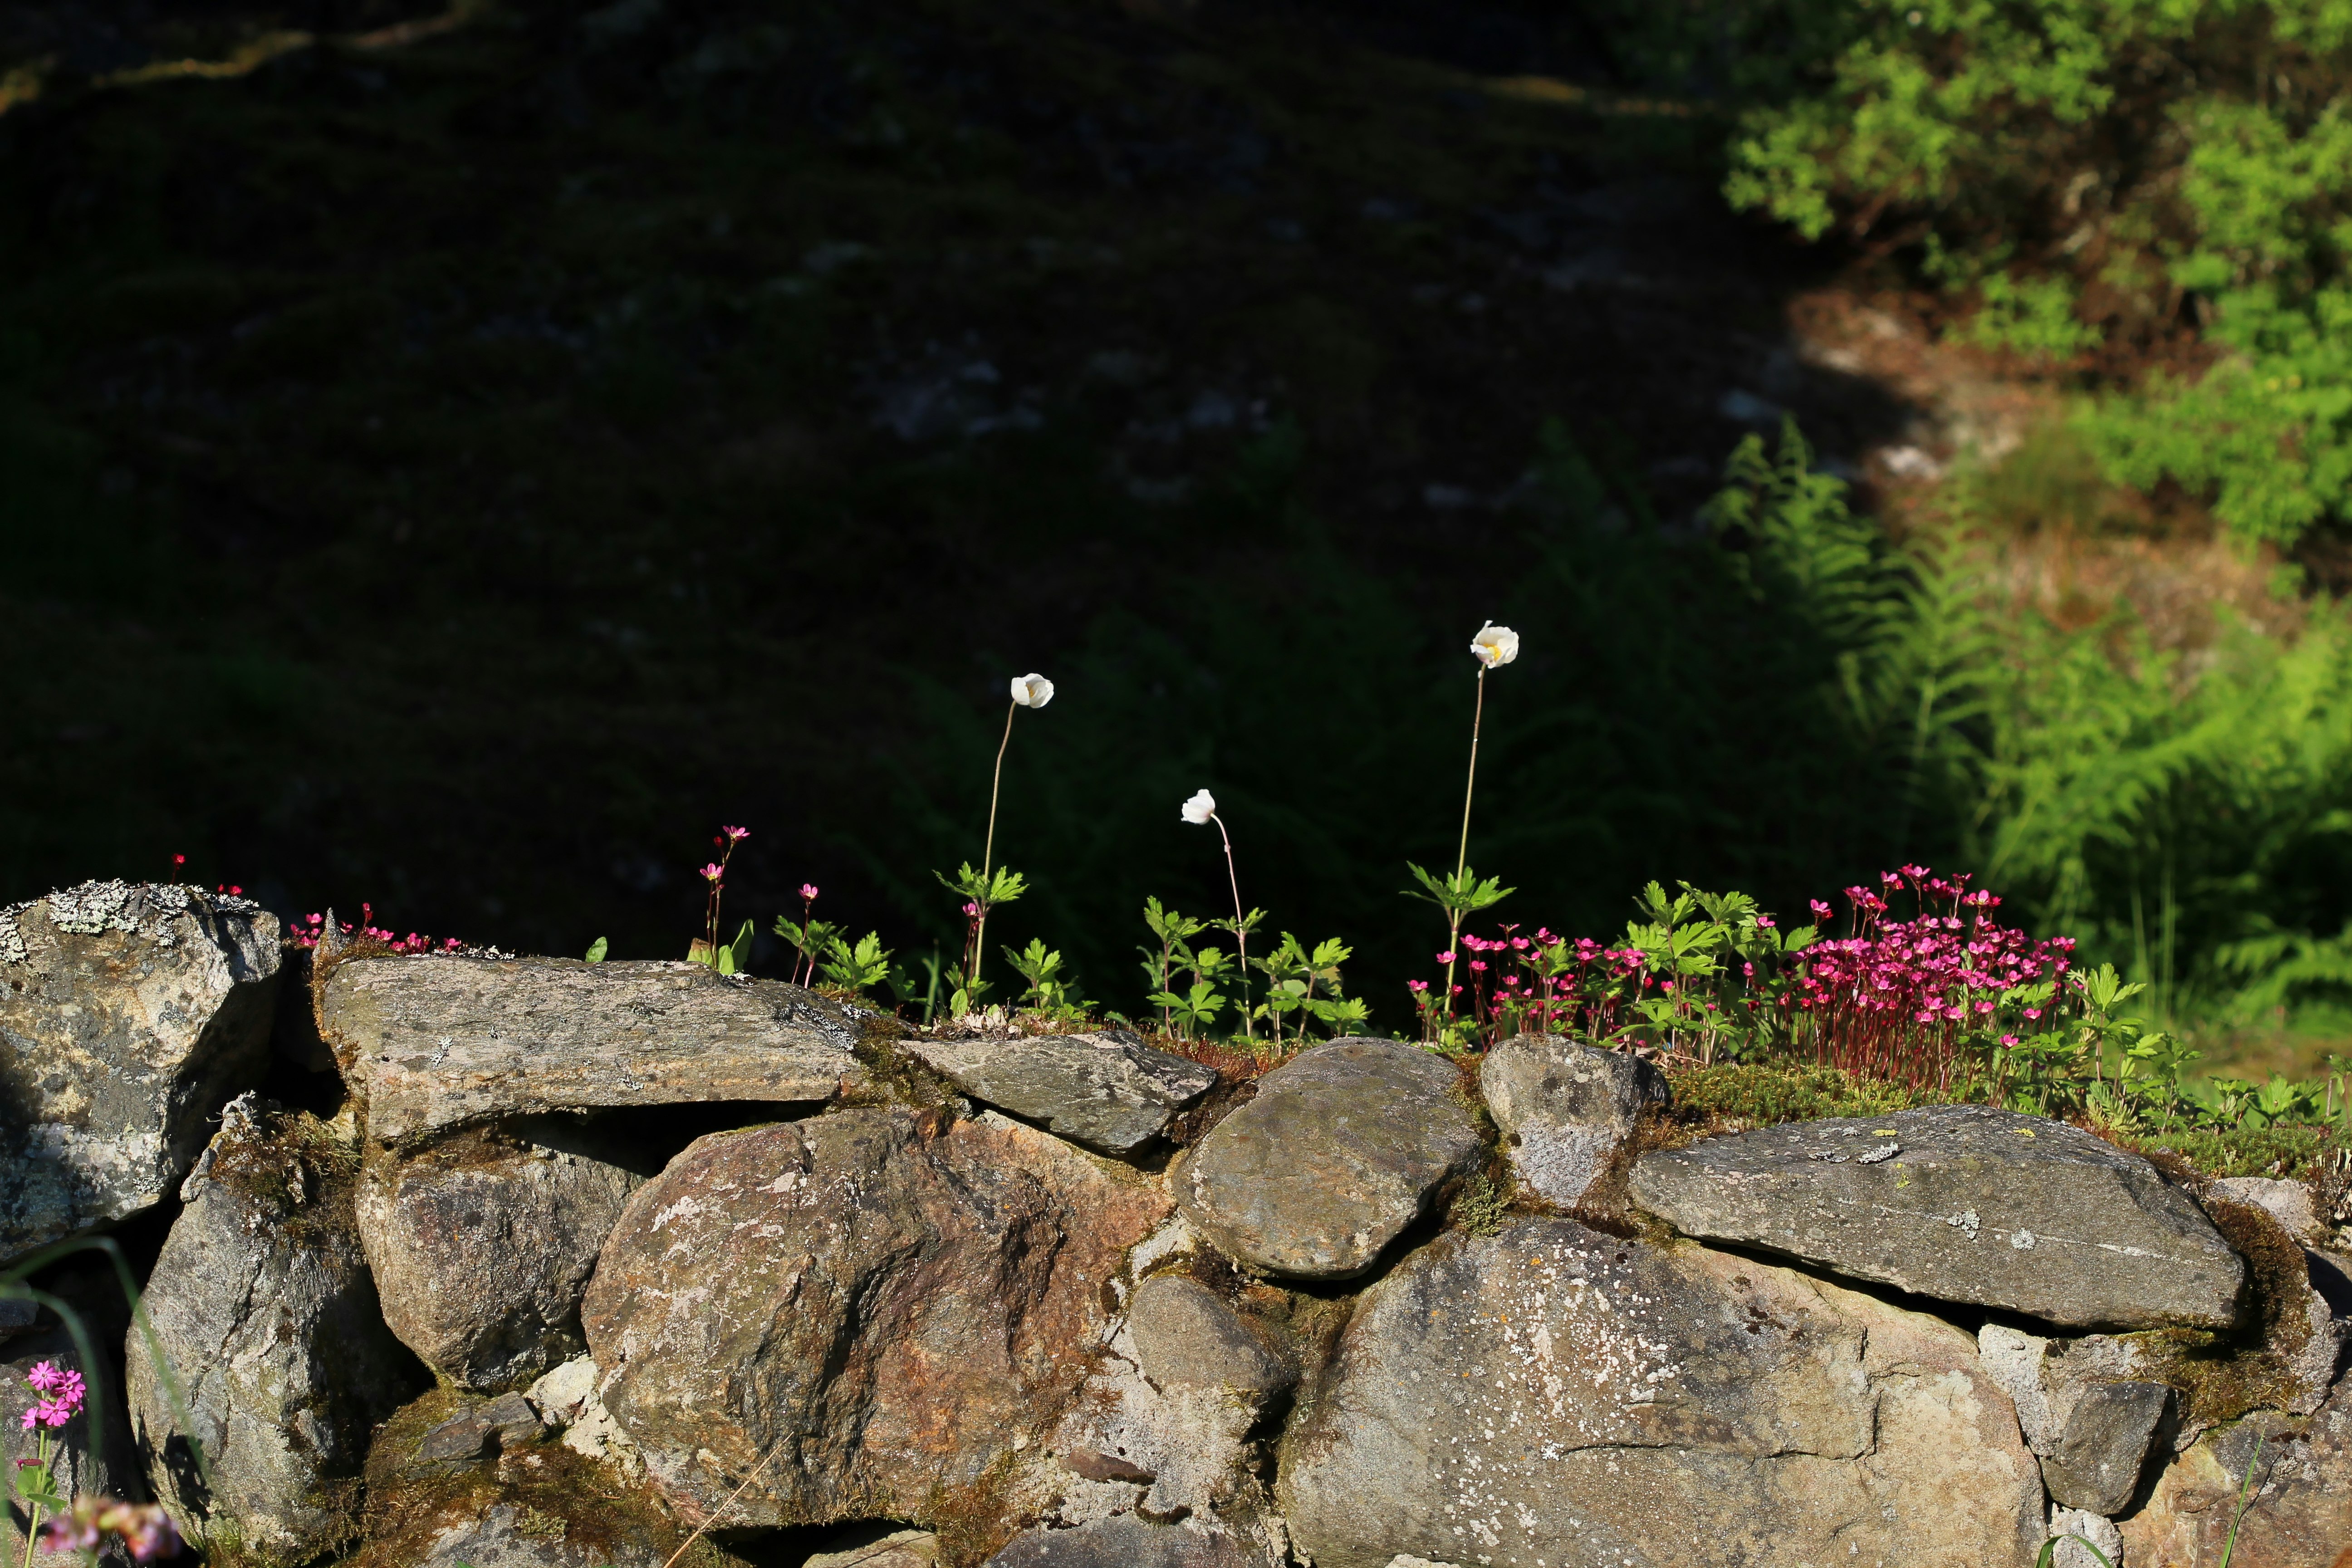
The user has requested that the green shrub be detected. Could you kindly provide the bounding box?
[1715,0,2352,543]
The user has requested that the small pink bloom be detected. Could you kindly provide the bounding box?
[700,863,724,882]
[723,825,750,841]
[1436,952,1455,964]
[800,884,819,901]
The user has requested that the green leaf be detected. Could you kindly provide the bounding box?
[584,936,608,963]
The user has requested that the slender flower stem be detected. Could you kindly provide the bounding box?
[1213,813,1252,1041]
[1444,667,1488,1013]
[975,701,1017,990]
[22,1426,50,1568]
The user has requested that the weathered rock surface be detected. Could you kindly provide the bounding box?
[0,882,280,1267]
[2040,1379,2174,1514]
[581,1108,1171,1528]
[1278,1218,2045,1568]
[1629,1104,2246,1329]
[1042,1271,1294,1530]
[1978,1324,2175,1514]
[358,1122,643,1391]
[2045,1507,2124,1568]
[1478,1034,1666,1208]
[985,1516,1265,1567]
[126,1097,421,1560]
[2120,1381,2352,1568]
[804,1529,940,1568]
[1127,1273,1289,1396]
[900,1031,1215,1156]
[354,1391,695,1568]
[320,956,869,1147]
[2212,1176,2330,1245]
[417,1502,669,1568]
[1175,1037,1481,1280]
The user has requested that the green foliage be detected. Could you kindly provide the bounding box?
[820,931,896,997]
[1253,932,1368,1045]
[690,920,756,975]
[583,936,607,963]
[1715,0,2352,541]
[1140,897,1241,1039]
[1001,937,1082,1014]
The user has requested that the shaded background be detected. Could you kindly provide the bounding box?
[8,0,2333,1052]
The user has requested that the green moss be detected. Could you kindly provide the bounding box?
[1665,1064,1931,1131]
[353,1390,746,1568]
[2115,1122,2344,1181]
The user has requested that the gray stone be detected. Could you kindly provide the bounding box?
[1040,1271,1294,1532]
[357,1123,643,1391]
[2041,1380,2172,1514]
[2210,1176,2327,1244]
[900,1031,1215,1156]
[985,1516,1263,1567]
[418,1394,543,1465]
[319,956,869,1148]
[1175,1037,1482,1280]
[804,1529,939,1568]
[0,1297,37,1338]
[125,1096,421,1561]
[1628,1104,2246,1329]
[581,1109,1171,1529]
[1276,1218,2045,1568]
[0,882,280,1267]
[1478,1034,1667,1207]
[419,1501,667,1568]
[2045,1507,2124,1568]
[1126,1274,1289,1395]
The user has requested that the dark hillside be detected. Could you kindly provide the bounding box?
[0,0,1937,1015]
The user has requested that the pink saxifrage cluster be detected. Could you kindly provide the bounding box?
[20,1362,83,1431]
[40,1497,182,1563]
[289,902,464,956]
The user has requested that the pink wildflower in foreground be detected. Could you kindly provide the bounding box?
[40,1498,181,1563]
[800,884,819,901]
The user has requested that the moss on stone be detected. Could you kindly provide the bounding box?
[352,1390,746,1568]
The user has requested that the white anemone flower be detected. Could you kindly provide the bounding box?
[1009,673,1055,708]
[1181,789,1217,825]
[1470,622,1520,669]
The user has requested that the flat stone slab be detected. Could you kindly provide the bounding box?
[1629,1104,2246,1329]
[902,1030,1215,1155]
[1276,1218,2044,1568]
[321,956,869,1147]
[1175,1037,1482,1280]
[0,881,280,1267]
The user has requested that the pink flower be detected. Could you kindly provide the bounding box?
[1436,952,1455,964]
[24,1362,62,1394]
[962,902,980,917]
[1407,980,1429,993]
[723,825,750,841]
[2001,1034,2020,1046]
[700,863,724,883]
[800,884,819,901]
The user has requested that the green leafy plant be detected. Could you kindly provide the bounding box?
[1254,933,1367,1046]
[935,862,1029,1015]
[818,931,895,998]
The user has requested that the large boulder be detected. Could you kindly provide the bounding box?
[2119,1380,2352,1568]
[0,882,280,1267]
[125,1097,422,1561]
[1628,1104,2245,1329]
[1175,1038,1482,1280]
[580,1108,1171,1529]
[1277,1218,2046,1568]
[900,1031,1216,1156]
[357,1123,644,1391]
[1478,1034,1667,1208]
[319,956,869,1149]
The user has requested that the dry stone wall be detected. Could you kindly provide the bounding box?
[0,881,2346,1568]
